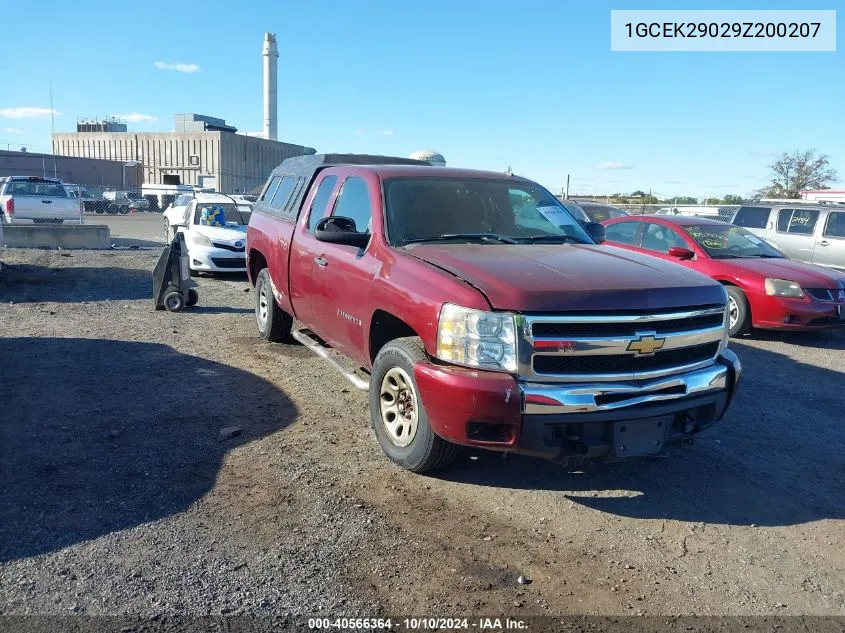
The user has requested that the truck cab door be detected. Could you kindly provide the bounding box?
[288,174,340,327]
[309,175,378,365]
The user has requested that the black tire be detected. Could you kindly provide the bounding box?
[726,285,751,337]
[186,288,199,307]
[119,205,130,215]
[163,290,184,312]
[369,337,458,473]
[254,268,293,342]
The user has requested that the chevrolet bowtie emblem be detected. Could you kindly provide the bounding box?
[627,333,666,356]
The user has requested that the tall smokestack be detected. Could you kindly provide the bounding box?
[262,32,278,141]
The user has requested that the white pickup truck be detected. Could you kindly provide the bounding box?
[0,176,83,225]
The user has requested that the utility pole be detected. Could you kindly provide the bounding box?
[565,174,570,200]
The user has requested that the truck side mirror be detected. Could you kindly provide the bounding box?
[584,222,606,244]
[315,216,370,248]
[668,246,695,260]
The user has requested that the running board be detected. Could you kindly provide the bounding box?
[291,329,370,391]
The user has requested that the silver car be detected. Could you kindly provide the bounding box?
[731,202,845,272]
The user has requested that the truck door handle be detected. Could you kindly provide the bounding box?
[817,241,830,247]
[42,200,52,204]
[314,256,328,268]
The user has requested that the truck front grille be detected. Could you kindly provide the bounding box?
[520,306,726,382]
[533,342,720,375]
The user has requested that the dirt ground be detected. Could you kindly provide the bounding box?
[0,247,843,623]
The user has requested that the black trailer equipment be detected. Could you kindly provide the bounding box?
[153,231,198,312]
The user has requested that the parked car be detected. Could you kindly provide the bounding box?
[568,201,630,223]
[730,201,845,272]
[65,184,107,213]
[0,176,83,225]
[245,153,741,473]
[601,215,845,336]
[167,194,248,274]
[102,190,149,214]
[162,194,196,233]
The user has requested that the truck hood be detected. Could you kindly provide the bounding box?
[720,256,845,288]
[403,243,727,312]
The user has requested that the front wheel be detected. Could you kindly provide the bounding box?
[726,285,751,337]
[163,290,185,312]
[119,205,130,215]
[369,337,458,473]
[254,268,293,342]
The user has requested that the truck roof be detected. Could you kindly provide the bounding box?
[267,153,529,220]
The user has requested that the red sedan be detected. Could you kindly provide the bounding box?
[601,215,845,336]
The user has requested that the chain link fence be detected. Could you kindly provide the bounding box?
[62,184,256,217]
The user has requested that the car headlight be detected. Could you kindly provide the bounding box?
[764,278,804,299]
[191,232,212,247]
[436,303,517,372]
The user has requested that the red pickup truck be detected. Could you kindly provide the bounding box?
[246,154,742,472]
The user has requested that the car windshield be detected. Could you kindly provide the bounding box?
[384,177,593,246]
[193,203,247,226]
[583,205,627,221]
[126,192,143,200]
[683,224,783,258]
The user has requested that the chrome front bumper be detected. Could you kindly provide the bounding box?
[522,351,741,415]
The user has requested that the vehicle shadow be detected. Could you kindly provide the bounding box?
[189,306,252,315]
[743,326,845,350]
[0,264,151,302]
[111,238,165,248]
[437,341,845,527]
[0,337,298,563]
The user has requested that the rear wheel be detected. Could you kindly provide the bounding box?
[254,268,293,342]
[726,286,750,337]
[119,205,130,215]
[370,337,458,472]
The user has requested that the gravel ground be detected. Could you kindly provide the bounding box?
[0,247,843,623]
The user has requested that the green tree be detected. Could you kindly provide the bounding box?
[763,149,838,198]
[723,194,743,205]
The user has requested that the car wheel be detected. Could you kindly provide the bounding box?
[119,205,130,215]
[186,288,199,307]
[726,286,750,337]
[254,268,293,342]
[163,290,185,312]
[370,337,458,473]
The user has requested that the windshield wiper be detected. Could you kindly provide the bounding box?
[515,234,588,244]
[402,233,518,245]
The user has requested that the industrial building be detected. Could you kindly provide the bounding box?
[0,149,141,187]
[50,32,315,193]
[52,113,315,193]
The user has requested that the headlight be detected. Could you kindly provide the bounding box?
[764,278,804,298]
[436,303,517,372]
[191,232,212,247]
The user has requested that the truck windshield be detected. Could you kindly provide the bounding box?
[684,224,784,259]
[383,178,593,246]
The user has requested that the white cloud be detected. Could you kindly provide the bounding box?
[112,113,158,123]
[380,129,394,136]
[1,127,25,134]
[0,107,62,119]
[154,61,200,73]
[595,162,632,170]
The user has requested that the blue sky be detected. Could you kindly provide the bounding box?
[1,0,842,198]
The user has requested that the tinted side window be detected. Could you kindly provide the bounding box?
[824,211,845,238]
[641,223,687,253]
[261,176,281,202]
[779,208,819,235]
[733,206,771,229]
[306,175,338,231]
[269,176,296,210]
[605,221,639,245]
[332,177,372,233]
